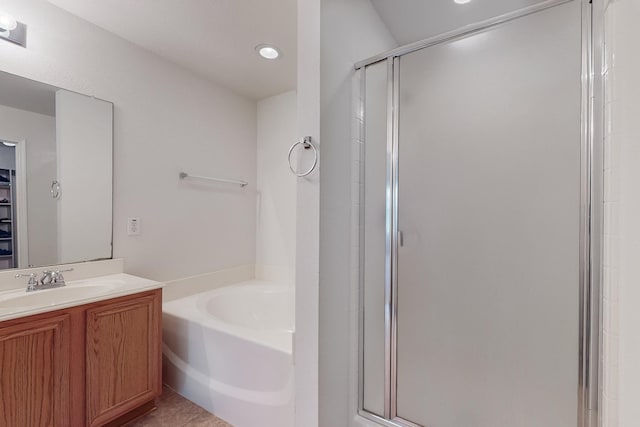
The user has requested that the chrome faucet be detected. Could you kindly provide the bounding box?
[16,268,74,292]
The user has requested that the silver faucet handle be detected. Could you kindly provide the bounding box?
[53,268,74,283]
[15,273,37,285]
[40,270,54,285]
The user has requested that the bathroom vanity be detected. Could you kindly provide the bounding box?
[0,273,163,427]
[0,48,161,427]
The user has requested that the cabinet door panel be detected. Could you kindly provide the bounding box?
[0,314,71,427]
[86,292,161,427]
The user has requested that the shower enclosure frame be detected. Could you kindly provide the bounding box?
[353,0,604,426]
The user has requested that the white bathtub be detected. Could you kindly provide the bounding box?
[162,280,294,427]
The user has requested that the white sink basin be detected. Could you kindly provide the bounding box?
[0,273,163,321]
[0,284,119,310]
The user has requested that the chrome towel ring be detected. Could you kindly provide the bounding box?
[288,136,318,177]
[51,180,61,199]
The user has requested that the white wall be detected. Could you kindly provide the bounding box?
[0,103,57,267]
[0,0,257,281]
[319,1,396,426]
[256,90,297,283]
[296,0,321,425]
[602,0,640,426]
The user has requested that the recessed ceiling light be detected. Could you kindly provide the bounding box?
[454,0,472,4]
[255,44,280,60]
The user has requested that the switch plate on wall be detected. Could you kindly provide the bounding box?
[127,218,141,236]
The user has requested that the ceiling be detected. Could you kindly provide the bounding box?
[0,70,57,116]
[47,0,297,101]
[370,0,550,46]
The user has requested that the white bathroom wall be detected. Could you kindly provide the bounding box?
[256,90,297,283]
[319,1,396,426]
[0,0,257,281]
[0,103,57,267]
[602,0,640,426]
[296,0,321,425]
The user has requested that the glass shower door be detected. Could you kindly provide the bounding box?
[394,2,583,426]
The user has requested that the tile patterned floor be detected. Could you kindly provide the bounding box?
[126,386,233,427]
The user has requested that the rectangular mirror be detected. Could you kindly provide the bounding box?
[0,70,113,270]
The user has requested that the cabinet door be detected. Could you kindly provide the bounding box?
[86,291,161,427]
[0,314,71,427]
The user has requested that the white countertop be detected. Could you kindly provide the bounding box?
[0,273,163,322]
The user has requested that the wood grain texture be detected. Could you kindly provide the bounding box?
[0,289,161,427]
[0,314,71,427]
[69,307,87,427]
[86,290,161,427]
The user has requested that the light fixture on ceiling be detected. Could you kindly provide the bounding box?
[454,0,472,4]
[0,10,26,47]
[1,141,16,147]
[0,11,17,36]
[255,44,280,60]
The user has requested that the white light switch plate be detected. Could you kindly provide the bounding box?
[127,218,141,236]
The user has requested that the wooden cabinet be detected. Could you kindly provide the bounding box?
[0,314,71,427]
[86,292,161,427]
[0,289,161,427]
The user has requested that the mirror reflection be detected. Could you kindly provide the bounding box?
[0,70,113,270]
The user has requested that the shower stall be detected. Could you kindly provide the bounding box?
[355,1,601,426]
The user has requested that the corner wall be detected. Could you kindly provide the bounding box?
[319,1,396,425]
[256,90,297,283]
[296,0,321,425]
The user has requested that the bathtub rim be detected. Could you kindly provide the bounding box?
[163,279,295,355]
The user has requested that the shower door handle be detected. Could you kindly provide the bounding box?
[398,230,404,247]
